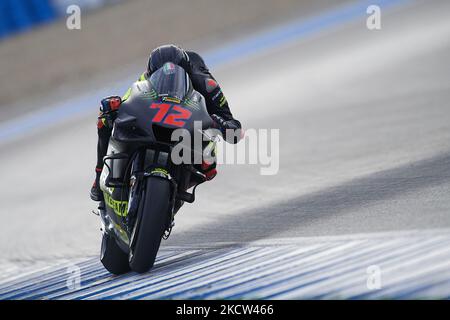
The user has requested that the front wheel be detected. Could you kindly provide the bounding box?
[129,177,171,273]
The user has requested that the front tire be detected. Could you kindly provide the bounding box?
[129,177,171,273]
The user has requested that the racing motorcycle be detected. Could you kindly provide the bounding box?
[97,62,218,274]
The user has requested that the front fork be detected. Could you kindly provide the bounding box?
[127,150,177,236]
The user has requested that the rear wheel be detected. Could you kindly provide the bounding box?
[100,232,130,275]
[129,177,171,273]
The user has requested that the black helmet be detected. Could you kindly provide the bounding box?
[147,44,189,73]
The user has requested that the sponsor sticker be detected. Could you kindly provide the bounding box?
[205,78,218,93]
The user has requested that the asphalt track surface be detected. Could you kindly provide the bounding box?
[0,0,449,299]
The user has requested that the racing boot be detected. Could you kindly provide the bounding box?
[90,167,103,201]
[201,160,217,181]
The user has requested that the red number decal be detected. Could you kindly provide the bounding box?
[150,103,171,122]
[150,103,192,127]
[165,105,192,127]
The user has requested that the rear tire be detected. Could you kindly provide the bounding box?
[100,232,130,275]
[129,177,171,273]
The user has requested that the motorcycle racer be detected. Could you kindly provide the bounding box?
[90,44,242,201]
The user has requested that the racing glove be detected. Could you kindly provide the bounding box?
[98,96,122,129]
[210,114,243,144]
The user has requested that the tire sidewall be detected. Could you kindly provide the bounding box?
[129,177,172,273]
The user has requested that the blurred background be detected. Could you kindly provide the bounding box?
[0,0,334,115]
[0,0,449,296]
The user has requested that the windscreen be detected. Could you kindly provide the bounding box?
[149,62,191,101]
